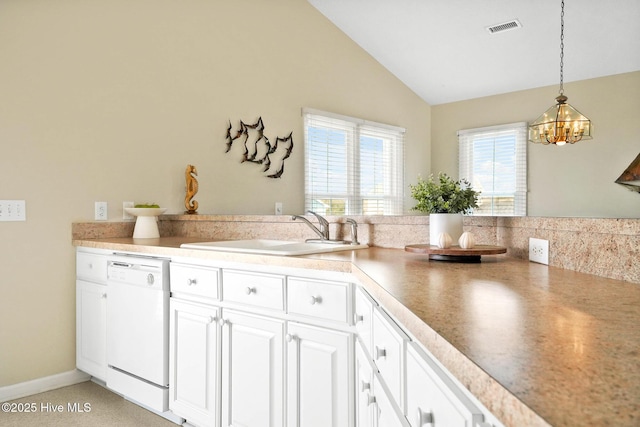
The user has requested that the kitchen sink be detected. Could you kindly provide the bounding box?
[180,239,368,256]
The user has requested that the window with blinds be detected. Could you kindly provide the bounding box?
[458,122,527,216]
[303,108,405,215]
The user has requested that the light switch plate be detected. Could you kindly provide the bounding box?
[0,200,26,221]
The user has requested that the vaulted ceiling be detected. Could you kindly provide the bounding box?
[308,0,640,105]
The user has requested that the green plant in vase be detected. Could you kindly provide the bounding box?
[409,173,480,246]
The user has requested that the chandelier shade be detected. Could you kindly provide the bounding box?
[528,95,592,145]
[528,0,592,146]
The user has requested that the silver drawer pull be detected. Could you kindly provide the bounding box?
[308,295,322,305]
[245,287,256,295]
[101,293,107,299]
[375,346,386,360]
[417,408,434,425]
[187,278,197,286]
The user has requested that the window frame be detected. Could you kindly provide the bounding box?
[302,108,405,215]
[458,122,528,216]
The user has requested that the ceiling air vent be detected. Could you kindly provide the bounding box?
[486,19,522,34]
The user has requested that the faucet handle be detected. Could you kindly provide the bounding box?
[307,211,330,239]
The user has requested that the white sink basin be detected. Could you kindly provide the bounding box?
[180,239,368,256]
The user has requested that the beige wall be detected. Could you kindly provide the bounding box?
[431,71,640,218]
[0,0,430,386]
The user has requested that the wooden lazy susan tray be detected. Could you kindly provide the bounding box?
[404,244,507,263]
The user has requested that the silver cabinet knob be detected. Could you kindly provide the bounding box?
[208,316,217,324]
[417,408,434,426]
[308,295,321,305]
[101,293,107,299]
[217,318,228,327]
[285,334,297,342]
[366,394,376,406]
[360,380,370,392]
[245,287,256,295]
[375,346,386,360]
[354,313,364,324]
[187,278,197,286]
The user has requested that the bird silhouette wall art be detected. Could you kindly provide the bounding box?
[225,117,293,178]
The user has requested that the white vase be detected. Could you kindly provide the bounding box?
[429,213,463,246]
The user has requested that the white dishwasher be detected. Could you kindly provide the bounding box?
[106,254,182,424]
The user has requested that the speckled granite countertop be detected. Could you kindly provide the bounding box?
[73,237,640,427]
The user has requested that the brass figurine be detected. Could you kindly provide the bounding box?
[184,165,199,214]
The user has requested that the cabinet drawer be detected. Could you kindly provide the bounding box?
[222,270,285,311]
[170,263,220,300]
[76,251,107,283]
[406,342,484,427]
[354,286,376,355]
[372,307,408,411]
[287,277,350,323]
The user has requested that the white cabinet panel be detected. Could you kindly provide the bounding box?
[374,375,410,427]
[287,322,353,427]
[222,270,285,312]
[372,307,408,413]
[406,342,484,427]
[171,263,220,301]
[76,280,107,380]
[354,286,375,357]
[355,342,376,427]
[288,277,350,324]
[76,251,108,283]
[221,309,284,427]
[169,300,220,427]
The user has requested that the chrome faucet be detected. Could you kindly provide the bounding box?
[346,218,360,245]
[291,211,330,241]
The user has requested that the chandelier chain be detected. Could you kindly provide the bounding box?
[559,0,565,95]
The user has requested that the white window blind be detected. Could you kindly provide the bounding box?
[303,108,405,215]
[458,122,527,216]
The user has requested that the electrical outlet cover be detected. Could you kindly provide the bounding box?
[95,201,108,221]
[529,237,549,265]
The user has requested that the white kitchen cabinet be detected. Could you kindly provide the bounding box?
[287,321,353,427]
[355,341,376,427]
[354,286,376,357]
[405,342,484,427]
[220,308,285,427]
[169,299,220,427]
[76,248,108,380]
[76,280,107,379]
[372,306,408,414]
[373,375,410,427]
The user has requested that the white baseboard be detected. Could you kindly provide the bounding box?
[0,369,91,402]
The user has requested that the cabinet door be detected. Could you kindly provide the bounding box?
[406,343,484,427]
[372,307,408,412]
[355,342,376,427]
[220,309,284,427]
[287,322,353,427]
[169,299,220,427]
[373,375,410,427]
[76,280,107,380]
[354,286,375,357]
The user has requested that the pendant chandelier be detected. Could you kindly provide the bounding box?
[528,0,592,145]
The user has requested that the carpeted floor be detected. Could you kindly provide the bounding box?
[0,381,180,427]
